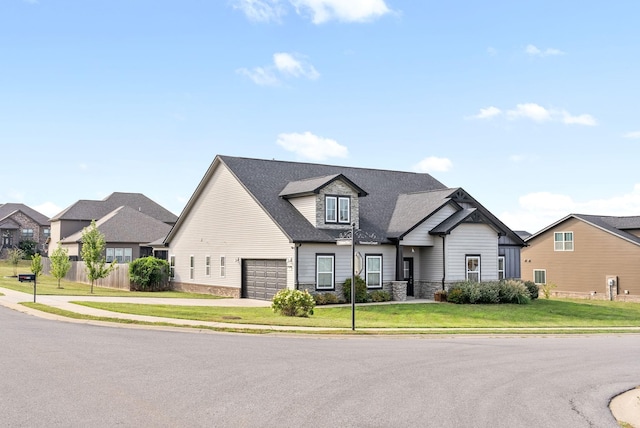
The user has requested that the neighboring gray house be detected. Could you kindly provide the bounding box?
[164,155,525,300]
[0,203,50,257]
[49,192,178,262]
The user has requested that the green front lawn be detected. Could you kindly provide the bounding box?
[72,299,640,329]
[0,261,223,299]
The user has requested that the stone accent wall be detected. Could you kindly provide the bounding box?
[414,281,452,300]
[391,281,407,301]
[315,180,360,230]
[0,212,49,257]
[172,281,240,298]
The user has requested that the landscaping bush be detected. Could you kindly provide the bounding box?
[342,276,368,303]
[447,280,532,305]
[524,281,539,300]
[499,280,531,304]
[313,292,341,305]
[368,290,392,302]
[129,257,172,291]
[478,281,501,304]
[272,289,315,317]
[540,283,557,299]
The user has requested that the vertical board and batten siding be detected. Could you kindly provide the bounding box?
[521,217,640,295]
[288,195,316,226]
[168,163,294,292]
[400,204,457,247]
[445,223,499,281]
[297,243,396,288]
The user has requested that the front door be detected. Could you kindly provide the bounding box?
[403,257,414,297]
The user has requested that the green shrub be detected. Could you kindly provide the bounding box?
[478,281,501,304]
[368,290,391,302]
[446,286,466,304]
[342,276,368,303]
[447,280,532,305]
[272,289,315,317]
[499,280,531,304]
[524,281,539,300]
[313,292,341,305]
[129,257,171,291]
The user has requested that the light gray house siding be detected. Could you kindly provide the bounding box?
[445,223,499,282]
[168,162,294,296]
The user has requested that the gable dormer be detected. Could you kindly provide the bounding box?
[279,174,367,230]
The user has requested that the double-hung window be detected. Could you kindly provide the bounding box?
[365,255,382,288]
[169,255,175,279]
[205,256,211,277]
[220,256,226,278]
[316,254,335,290]
[189,256,195,280]
[554,232,573,251]
[534,269,546,284]
[325,196,350,224]
[466,256,480,282]
[21,228,34,239]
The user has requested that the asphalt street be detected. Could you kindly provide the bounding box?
[1,305,638,427]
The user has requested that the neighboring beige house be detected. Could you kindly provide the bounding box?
[522,214,640,301]
[49,192,177,262]
[164,155,525,300]
[0,203,50,257]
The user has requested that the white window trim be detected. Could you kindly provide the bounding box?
[498,256,505,280]
[220,255,226,278]
[466,255,481,282]
[316,254,335,290]
[365,255,383,289]
[189,255,195,280]
[533,269,547,285]
[325,196,337,223]
[338,196,350,224]
[554,231,574,252]
[169,255,175,279]
[205,255,211,277]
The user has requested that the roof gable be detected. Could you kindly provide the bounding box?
[0,203,50,225]
[279,174,367,198]
[386,189,457,238]
[51,192,177,224]
[62,206,172,244]
[526,214,640,247]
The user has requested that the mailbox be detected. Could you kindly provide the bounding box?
[18,274,36,282]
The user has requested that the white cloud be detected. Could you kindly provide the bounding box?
[273,52,320,79]
[291,0,391,24]
[276,131,348,161]
[507,103,553,122]
[34,202,62,218]
[471,103,596,126]
[525,44,565,57]
[561,111,597,126]
[501,184,640,233]
[236,66,280,86]
[413,156,453,173]
[623,131,640,139]
[469,106,502,120]
[232,0,286,23]
[238,52,319,86]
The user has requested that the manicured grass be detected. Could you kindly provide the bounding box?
[0,261,223,299]
[73,299,640,329]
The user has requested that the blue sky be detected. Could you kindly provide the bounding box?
[2,0,639,233]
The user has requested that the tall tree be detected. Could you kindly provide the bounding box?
[80,220,117,293]
[30,253,43,278]
[50,243,71,289]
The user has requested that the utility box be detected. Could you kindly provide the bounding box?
[606,275,618,301]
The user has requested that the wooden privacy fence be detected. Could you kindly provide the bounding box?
[42,259,131,290]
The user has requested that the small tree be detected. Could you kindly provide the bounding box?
[7,248,25,276]
[30,253,43,278]
[50,243,72,289]
[80,220,117,293]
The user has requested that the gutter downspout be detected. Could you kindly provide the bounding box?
[295,243,300,290]
[441,235,446,291]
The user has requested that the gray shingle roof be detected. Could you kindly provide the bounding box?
[62,206,172,245]
[386,189,455,237]
[279,174,367,198]
[51,192,177,224]
[219,155,449,243]
[0,203,50,226]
